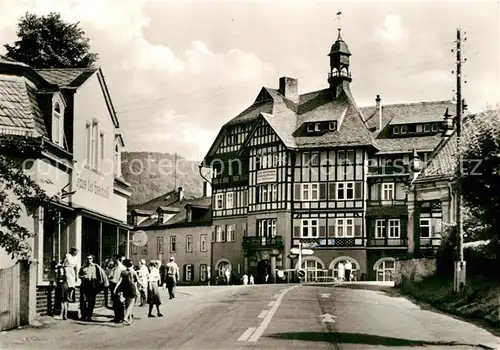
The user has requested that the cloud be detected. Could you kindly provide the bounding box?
[379,14,404,42]
[0,0,275,160]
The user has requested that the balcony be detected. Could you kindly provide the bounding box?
[367,199,406,206]
[367,238,408,247]
[291,237,364,247]
[242,236,283,251]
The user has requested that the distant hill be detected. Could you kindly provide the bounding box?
[121,152,204,205]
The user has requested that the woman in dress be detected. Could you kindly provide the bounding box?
[114,259,138,325]
[147,260,163,318]
[56,248,79,320]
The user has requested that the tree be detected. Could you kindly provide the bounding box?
[0,137,50,259]
[4,12,98,68]
[457,108,500,252]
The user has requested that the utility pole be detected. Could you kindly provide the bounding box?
[453,28,466,292]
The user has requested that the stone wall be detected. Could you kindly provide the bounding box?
[394,258,437,287]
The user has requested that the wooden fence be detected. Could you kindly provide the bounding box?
[0,262,21,331]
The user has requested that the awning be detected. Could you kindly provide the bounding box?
[75,207,133,230]
[47,199,75,212]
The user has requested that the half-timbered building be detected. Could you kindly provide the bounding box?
[202,29,456,283]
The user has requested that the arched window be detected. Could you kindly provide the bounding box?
[296,257,325,282]
[52,100,64,146]
[329,257,360,280]
[374,258,395,282]
[217,260,231,277]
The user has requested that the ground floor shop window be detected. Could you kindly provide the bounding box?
[375,259,395,282]
[298,259,325,282]
[42,206,70,281]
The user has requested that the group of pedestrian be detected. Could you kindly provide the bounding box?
[336,260,354,282]
[53,248,181,326]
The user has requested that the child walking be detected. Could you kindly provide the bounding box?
[147,260,163,317]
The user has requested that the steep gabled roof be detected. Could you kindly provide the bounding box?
[415,109,500,183]
[374,135,443,154]
[36,68,97,88]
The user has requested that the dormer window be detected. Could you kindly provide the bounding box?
[52,99,64,147]
[393,126,400,135]
[314,123,321,132]
[416,124,423,133]
[307,123,314,132]
[400,125,408,134]
[431,123,439,132]
[424,124,431,132]
[329,121,337,131]
[187,208,192,223]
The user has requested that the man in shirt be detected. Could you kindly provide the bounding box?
[164,257,179,299]
[344,260,352,282]
[109,254,126,322]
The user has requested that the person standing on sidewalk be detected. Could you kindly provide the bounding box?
[78,255,108,321]
[164,257,179,299]
[344,260,352,282]
[147,260,163,317]
[137,259,149,306]
[109,255,126,323]
[114,259,138,326]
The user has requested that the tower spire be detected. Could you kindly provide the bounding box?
[336,11,342,39]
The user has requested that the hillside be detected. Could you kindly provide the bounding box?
[121,152,204,205]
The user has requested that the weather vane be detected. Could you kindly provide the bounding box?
[336,11,342,33]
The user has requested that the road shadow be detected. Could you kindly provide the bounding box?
[266,331,476,347]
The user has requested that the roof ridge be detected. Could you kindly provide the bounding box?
[35,67,98,71]
[361,100,455,109]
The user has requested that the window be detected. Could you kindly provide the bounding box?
[300,219,318,238]
[243,190,248,206]
[186,235,193,252]
[114,144,121,176]
[375,219,386,238]
[217,261,230,277]
[382,183,395,200]
[257,219,276,237]
[258,152,277,169]
[200,264,207,282]
[42,206,69,281]
[157,237,163,254]
[226,192,234,209]
[307,124,314,132]
[52,104,61,145]
[311,152,319,166]
[170,236,176,252]
[184,264,193,281]
[314,123,321,132]
[337,182,354,200]
[388,219,400,238]
[91,120,99,169]
[99,132,105,167]
[337,150,345,164]
[200,234,207,252]
[346,150,355,165]
[257,184,277,203]
[329,121,337,131]
[215,193,224,210]
[400,125,408,134]
[187,208,192,222]
[424,124,431,132]
[85,123,91,165]
[419,219,431,238]
[431,123,439,132]
[375,259,395,282]
[302,153,311,166]
[335,218,354,237]
[333,260,358,279]
[301,183,319,201]
[131,244,137,255]
[299,259,325,282]
[215,225,225,242]
[225,224,235,242]
[416,124,423,133]
[142,244,148,255]
[393,126,400,135]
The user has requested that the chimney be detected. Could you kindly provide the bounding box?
[178,186,184,201]
[202,181,207,197]
[279,77,299,102]
[375,95,382,131]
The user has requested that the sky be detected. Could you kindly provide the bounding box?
[0,0,498,161]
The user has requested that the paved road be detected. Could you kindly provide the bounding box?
[1,284,499,349]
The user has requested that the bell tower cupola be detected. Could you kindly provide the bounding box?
[328,12,352,88]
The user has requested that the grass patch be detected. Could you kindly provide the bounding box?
[399,275,500,335]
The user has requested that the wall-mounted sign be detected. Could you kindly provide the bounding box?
[76,178,110,198]
[256,169,277,184]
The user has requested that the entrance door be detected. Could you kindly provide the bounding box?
[256,260,271,284]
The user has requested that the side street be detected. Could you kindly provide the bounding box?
[0,4,500,350]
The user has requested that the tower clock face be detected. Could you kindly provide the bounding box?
[340,55,349,65]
